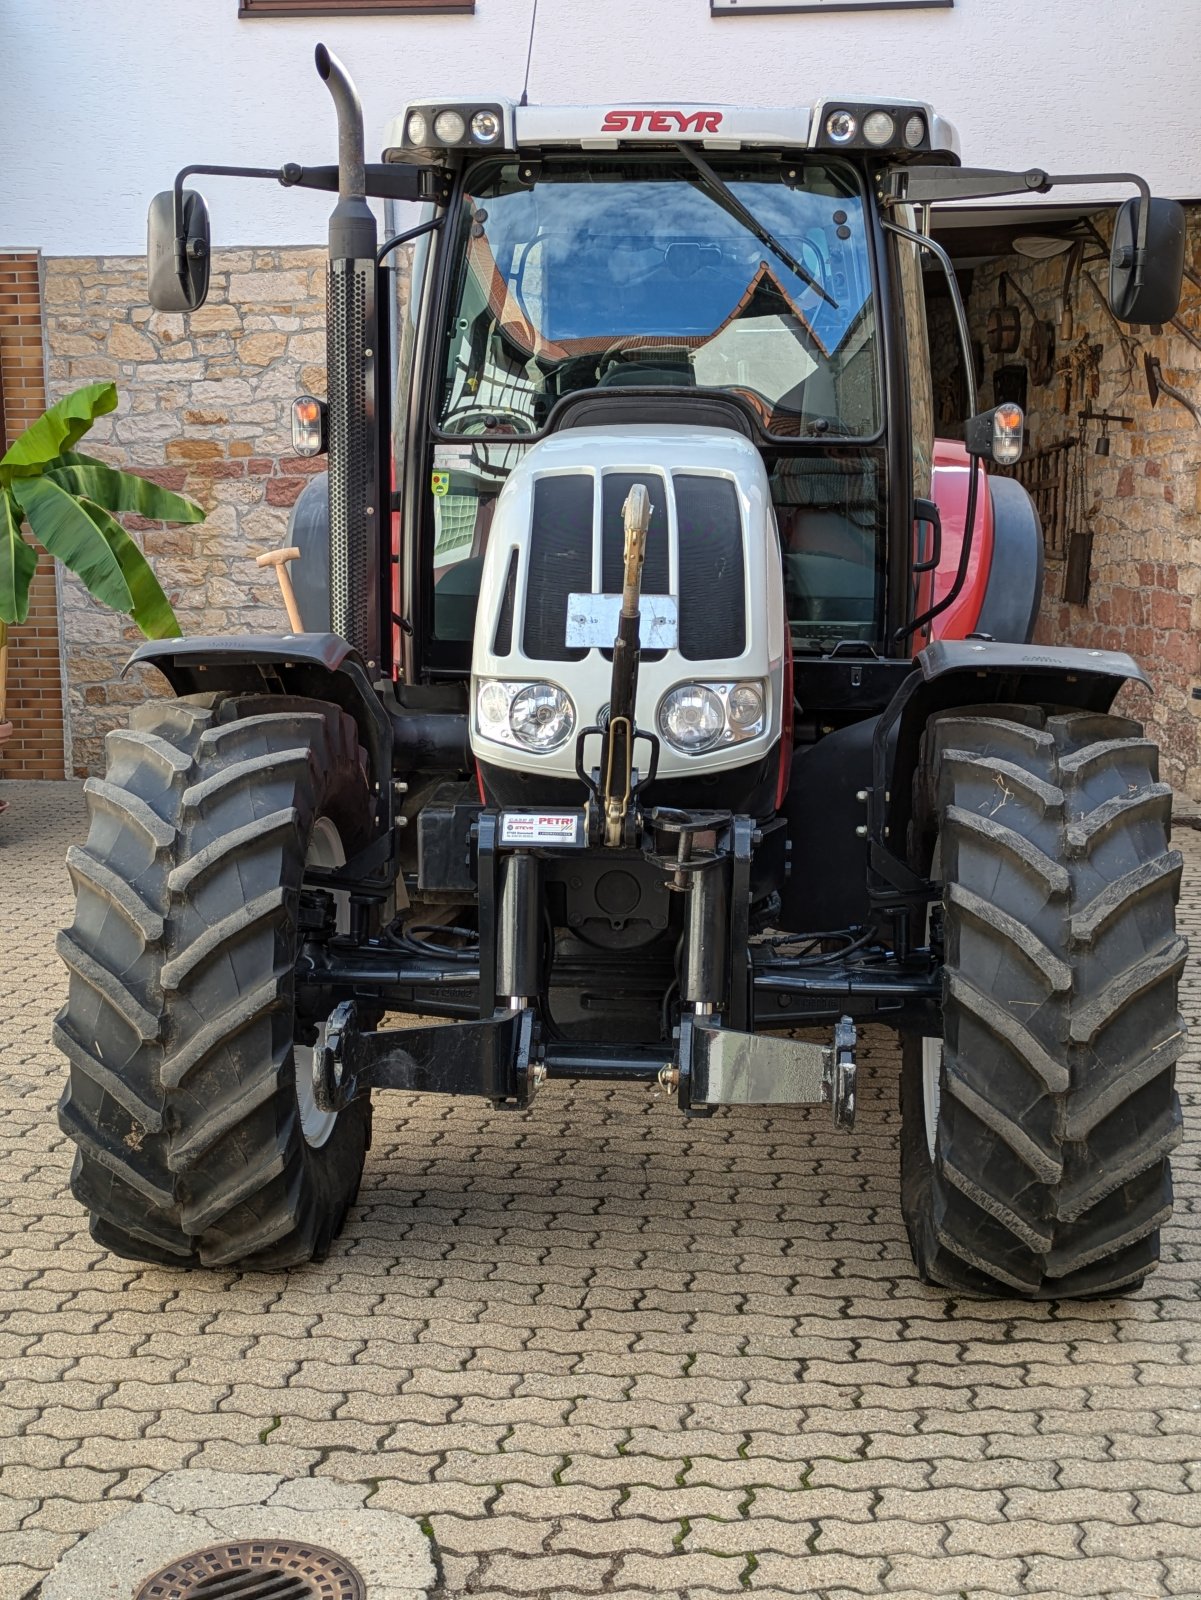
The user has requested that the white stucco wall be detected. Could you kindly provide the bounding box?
[3,0,1199,255]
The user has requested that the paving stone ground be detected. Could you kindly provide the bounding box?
[1,776,1200,1600]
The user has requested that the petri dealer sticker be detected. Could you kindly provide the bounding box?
[499,811,585,847]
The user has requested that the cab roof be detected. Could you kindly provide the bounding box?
[383,98,961,162]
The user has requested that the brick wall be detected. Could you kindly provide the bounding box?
[0,250,67,781]
[958,208,1201,796]
[42,248,330,774]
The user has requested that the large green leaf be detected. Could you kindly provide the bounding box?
[79,499,182,640]
[45,456,205,526]
[0,491,38,626]
[0,382,118,479]
[12,475,133,615]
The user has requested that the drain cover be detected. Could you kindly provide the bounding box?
[133,1540,366,1600]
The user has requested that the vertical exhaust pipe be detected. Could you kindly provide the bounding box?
[315,44,379,667]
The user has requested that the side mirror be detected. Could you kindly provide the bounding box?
[1110,196,1185,325]
[147,188,211,312]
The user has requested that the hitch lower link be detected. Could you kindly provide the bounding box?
[679,1013,858,1128]
[312,999,541,1111]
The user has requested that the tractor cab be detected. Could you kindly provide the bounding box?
[384,98,955,686]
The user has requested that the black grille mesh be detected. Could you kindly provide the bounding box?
[674,474,745,660]
[522,475,593,662]
[326,260,372,657]
[493,549,518,655]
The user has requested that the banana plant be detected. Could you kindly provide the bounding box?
[0,380,204,639]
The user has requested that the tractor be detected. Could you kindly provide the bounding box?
[55,46,1189,1298]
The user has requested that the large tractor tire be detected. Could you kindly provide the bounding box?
[56,693,373,1269]
[901,706,1185,1299]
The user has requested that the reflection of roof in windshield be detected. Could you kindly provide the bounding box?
[462,170,869,347]
[465,231,831,362]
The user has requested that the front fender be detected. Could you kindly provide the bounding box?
[873,637,1151,895]
[126,632,393,828]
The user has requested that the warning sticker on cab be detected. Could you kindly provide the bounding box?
[500,810,585,848]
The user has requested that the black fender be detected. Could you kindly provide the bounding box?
[871,637,1151,908]
[977,474,1045,643]
[286,472,333,633]
[126,632,394,831]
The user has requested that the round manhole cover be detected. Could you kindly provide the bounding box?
[133,1540,366,1600]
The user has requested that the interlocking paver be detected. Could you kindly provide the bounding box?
[3,777,1201,1598]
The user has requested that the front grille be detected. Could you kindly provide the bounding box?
[674,474,745,660]
[522,474,592,662]
[516,469,747,665]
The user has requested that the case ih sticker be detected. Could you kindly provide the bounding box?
[500,811,586,847]
[601,110,724,134]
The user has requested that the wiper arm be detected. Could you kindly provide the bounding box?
[676,142,839,310]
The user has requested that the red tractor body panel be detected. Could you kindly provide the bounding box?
[927,439,994,643]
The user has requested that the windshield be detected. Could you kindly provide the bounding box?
[437,156,881,439]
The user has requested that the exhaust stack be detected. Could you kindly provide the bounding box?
[315,43,379,666]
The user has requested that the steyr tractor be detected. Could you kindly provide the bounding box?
[56,46,1189,1298]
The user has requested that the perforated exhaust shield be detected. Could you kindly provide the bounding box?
[326,258,378,665]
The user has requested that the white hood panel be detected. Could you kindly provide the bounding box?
[469,424,785,783]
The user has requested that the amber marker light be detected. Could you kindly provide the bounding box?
[291,395,327,457]
[993,403,1025,464]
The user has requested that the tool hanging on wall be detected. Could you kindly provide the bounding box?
[1058,336,1103,418]
[1078,271,1142,395]
[1145,354,1201,429]
[987,274,1022,356]
[1062,420,1096,606]
[1059,239,1084,341]
[997,273,1056,386]
[1080,402,1133,458]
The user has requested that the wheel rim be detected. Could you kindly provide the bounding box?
[294,816,347,1150]
[921,838,943,1165]
[921,1035,942,1162]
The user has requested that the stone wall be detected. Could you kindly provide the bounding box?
[958,208,1201,795]
[42,247,330,773]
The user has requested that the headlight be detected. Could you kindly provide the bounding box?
[433,109,467,144]
[658,685,725,753]
[904,112,926,148]
[476,679,576,753]
[727,682,766,732]
[510,683,575,750]
[825,110,857,144]
[658,681,767,755]
[863,111,896,147]
[405,111,428,146]
[471,109,502,144]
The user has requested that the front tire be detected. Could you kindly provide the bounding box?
[901,706,1185,1299]
[56,692,373,1269]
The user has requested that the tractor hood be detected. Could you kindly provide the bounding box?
[467,424,786,784]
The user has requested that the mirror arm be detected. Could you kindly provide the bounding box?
[377,215,444,267]
[169,160,450,284]
[172,163,281,278]
[881,217,977,414]
[885,165,1153,272]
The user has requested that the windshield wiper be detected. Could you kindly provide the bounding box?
[675,143,839,311]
